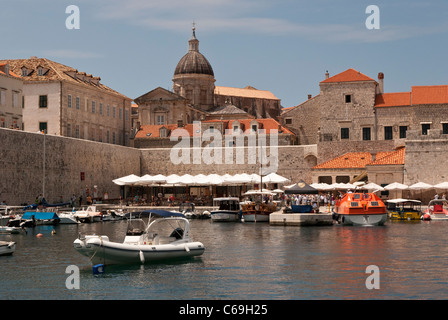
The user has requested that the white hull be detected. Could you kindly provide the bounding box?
[0,241,15,256]
[242,213,270,222]
[74,236,204,265]
[58,213,80,224]
[0,226,21,234]
[428,213,448,220]
[339,214,387,226]
[210,211,240,222]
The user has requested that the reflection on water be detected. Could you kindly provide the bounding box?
[1,219,448,299]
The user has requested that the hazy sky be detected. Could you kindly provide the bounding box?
[1,0,448,108]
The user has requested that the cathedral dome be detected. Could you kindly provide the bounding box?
[174,28,214,76]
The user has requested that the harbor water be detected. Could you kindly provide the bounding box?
[1,218,448,300]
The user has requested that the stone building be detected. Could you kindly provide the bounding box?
[133,27,282,132]
[0,57,133,146]
[0,63,23,130]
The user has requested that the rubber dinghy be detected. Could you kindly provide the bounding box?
[73,209,205,265]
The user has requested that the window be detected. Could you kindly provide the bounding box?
[252,125,257,132]
[125,109,129,121]
[345,94,352,103]
[209,126,214,133]
[76,97,80,110]
[39,95,48,108]
[443,123,448,134]
[384,126,393,140]
[107,105,110,116]
[39,122,47,133]
[68,95,72,108]
[285,118,292,125]
[422,123,430,135]
[362,127,371,141]
[233,126,239,132]
[75,125,80,138]
[119,108,123,120]
[0,90,5,106]
[106,130,110,143]
[99,103,103,115]
[113,106,116,118]
[92,101,96,113]
[399,126,407,139]
[341,128,350,140]
[21,68,28,77]
[67,123,71,137]
[156,115,164,125]
[12,91,18,108]
[159,127,167,137]
[37,67,44,76]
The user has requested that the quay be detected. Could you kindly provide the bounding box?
[270,210,333,226]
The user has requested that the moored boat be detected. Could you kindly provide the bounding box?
[387,199,422,221]
[241,202,277,222]
[73,209,205,265]
[57,211,81,224]
[73,206,102,223]
[210,197,242,222]
[422,199,448,220]
[0,241,16,256]
[332,192,387,226]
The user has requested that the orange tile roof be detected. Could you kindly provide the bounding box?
[215,86,279,100]
[375,92,411,107]
[411,85,448,105]
[320,68,376,84]
[135,118,294,139]
[313,149,405,169]
[369,147,405,165]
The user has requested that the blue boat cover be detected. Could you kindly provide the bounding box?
[22,212,60,220]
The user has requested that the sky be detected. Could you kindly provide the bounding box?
[1,0,448,109]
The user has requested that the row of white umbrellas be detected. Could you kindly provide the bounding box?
[309,181,448,192]
[113,172,290,187]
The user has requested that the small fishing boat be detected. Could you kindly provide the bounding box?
[422,199,448,221]
[0,241,15,256]
[57,211,81,224]
[332,192,387,226]
[15,211,60,226]
[210,197,242,222]
[73,206,102,223]
[0,226,22,234]
[179,202,197,219]
[73,209,205,265]
[241,202,277,222]
[101,209,126,221]
[387,199,422,221]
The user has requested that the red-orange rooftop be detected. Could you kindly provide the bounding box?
[320,68,376,84]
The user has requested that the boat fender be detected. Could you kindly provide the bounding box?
[36,233,43,238]
[185,245,190,252]
[139,250,145,264]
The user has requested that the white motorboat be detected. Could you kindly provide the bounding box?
[73,209,205,265]
[0,241,15,256]
[0,226,22,234]
[73,206,102,223]
[101,209,126,221]
[57,211,81,224]
[422,199,448,220]
[210,197,242,222]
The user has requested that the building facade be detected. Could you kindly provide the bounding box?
[0,63,23,130]
[0,57,133,146]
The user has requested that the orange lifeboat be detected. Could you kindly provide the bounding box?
[332,192,387,226]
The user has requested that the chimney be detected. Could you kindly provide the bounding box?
[308,94,312,100]
[371,152,377,162]
[4,64,9,76]
[325,70,329,79]
[378,72,384,94]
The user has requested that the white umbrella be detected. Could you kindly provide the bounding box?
[151,174,168,184]
[177,174,195,185]
[244,189,274,195]
[112,174,141,186]
[207,174,225,185]
[384,182,409,190]
[136,174,154,186]
[434,182,448,189]
[224,173,253,184]
[262,173,290,184]
[311,183,334,191]
[361,182,384,191]
[272,189,285,193]
[408,182,434,190]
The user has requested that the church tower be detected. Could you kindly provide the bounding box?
[172,25,216,111]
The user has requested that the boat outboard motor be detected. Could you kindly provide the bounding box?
[170,228,184,239]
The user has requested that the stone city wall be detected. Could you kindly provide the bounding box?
[0,128,140,205]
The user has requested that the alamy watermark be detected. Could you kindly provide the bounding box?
[169,121,279,175]
[365,5,380,30]
[65,5,80,30]
[365,265,380,290]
